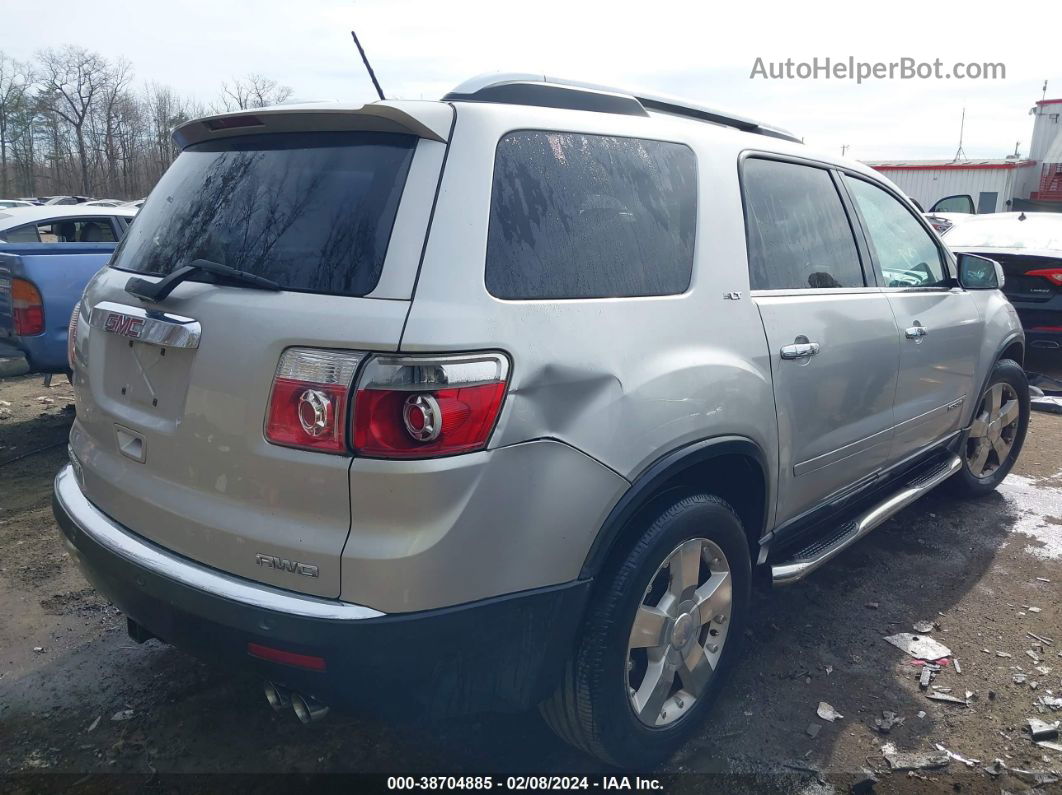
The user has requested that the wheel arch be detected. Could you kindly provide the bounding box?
[962,330,1025,431]
[999,336,1025,368]
[579,436,770,580]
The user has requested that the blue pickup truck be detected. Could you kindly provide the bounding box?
[0,206,136,373]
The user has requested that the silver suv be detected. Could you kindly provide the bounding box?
[54,74,1029,767]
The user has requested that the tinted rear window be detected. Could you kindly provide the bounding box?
[111,131,416,297]
[743,158,864,290]
[486,131,696,300]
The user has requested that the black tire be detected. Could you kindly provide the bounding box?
[540,494,751,768]
[950,358,1029,497]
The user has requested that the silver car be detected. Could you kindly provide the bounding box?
[54,74,1028,766]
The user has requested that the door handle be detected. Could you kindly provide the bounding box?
[904,324,928,339]
[780,342,821,359]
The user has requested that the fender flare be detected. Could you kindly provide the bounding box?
[578,435,770,579]
[967,331,1025,426]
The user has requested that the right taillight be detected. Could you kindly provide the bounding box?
[12,278,44,336]
[1026,268,1062,287]
[353,353,510,459]
[265,348,364,454]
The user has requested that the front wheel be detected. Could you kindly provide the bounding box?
[950,359,1029,496]
[540,494,751,768]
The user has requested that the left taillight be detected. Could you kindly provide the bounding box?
[265,348,365,454]
[12,278,44,336]
[67,301,81,370]
[352,353,510,459]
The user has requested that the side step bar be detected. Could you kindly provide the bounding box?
[771,455,962,586]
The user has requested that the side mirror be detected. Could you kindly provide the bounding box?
[956,253,1004,290]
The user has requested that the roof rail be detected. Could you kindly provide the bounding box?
[443,73,801,144]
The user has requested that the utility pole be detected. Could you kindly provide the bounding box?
[840,144,849,157]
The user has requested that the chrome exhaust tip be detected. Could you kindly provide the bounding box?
[263,681,291,712]
[1031,340,1060,350]
[291,692,329,724]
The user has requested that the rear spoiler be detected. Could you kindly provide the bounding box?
[172,101,454,149]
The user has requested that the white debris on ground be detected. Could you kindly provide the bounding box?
[998,473,1062,560]
[883,633,952,660]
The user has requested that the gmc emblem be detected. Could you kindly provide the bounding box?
[255,553,320,578]
[104,313,145,338]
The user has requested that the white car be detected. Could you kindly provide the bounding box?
[945,212,1062,352]
[0,199,35,209]
[0,204,138,243]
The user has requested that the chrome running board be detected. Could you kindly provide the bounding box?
[771,455,961,586]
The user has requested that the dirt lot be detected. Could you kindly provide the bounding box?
[2,359,1062,793]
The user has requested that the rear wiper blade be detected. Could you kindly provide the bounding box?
[125,258,281,302]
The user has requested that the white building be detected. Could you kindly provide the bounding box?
[865,97,1062,214]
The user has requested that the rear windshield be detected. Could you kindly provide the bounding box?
[110,131,416,297]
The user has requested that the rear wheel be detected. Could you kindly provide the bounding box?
[951,359,1029,496]
[540,494,750,767]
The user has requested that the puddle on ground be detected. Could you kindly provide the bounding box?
[998,472,1062,560]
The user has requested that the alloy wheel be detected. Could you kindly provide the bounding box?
[626,537,732,728]
[965,382,1020,478]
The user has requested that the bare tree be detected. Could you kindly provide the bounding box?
[0,45,295,200]
[37,45,109,194]
[0,53,33,196]
[93,58,133,195]
[219,73,293,111]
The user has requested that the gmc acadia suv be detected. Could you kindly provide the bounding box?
[54,74,1029,767]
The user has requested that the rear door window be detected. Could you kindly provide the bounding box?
[742,158,865,290]
[110,131,416,297]
[1,217,118,243]
[844,175,948,288]
[486,131,697,300]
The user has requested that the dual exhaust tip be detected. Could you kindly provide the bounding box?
[264,681,329,724]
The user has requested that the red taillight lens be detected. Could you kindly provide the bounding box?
[1026,268,1062,286]
[67,301,81,370]
[265,348,364,454]
[12,278,44,336]
[353,353,510,459]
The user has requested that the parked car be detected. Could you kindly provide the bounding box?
[83,199,126,207]
[41,195,93,205]
[946,212,1062,352]
[53,74,1028,767]
[0,199,35,209]
[0,205,136,372]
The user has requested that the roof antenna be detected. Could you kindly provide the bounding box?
[952,107,967,162]
[351,30,386,101]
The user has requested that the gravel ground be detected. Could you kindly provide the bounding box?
[1,357,1061,793]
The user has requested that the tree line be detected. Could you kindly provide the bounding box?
[0,45,293,201]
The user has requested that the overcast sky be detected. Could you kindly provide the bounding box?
[5,0,1059,162]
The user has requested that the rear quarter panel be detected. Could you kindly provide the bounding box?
[0,243,116,371]
[401,103,779,538]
